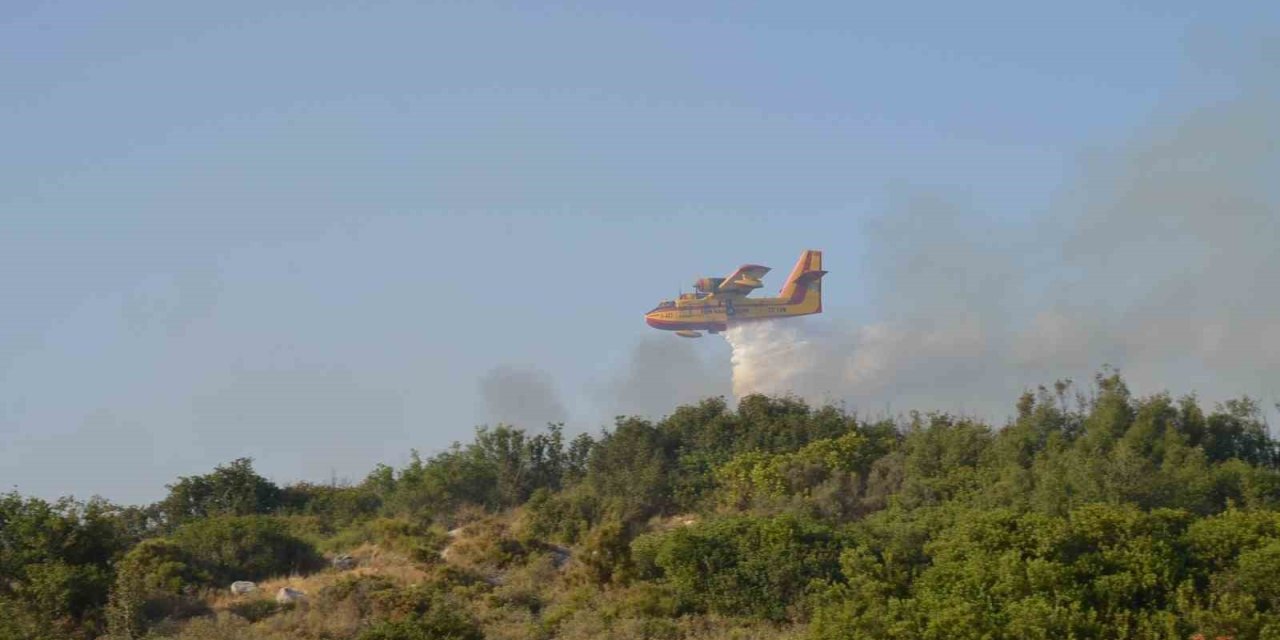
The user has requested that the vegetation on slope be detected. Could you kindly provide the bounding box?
[3,370,1280,639]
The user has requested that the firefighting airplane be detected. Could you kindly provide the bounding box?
[644,250,827,338]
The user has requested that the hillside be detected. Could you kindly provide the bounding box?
[4,370,1280,640]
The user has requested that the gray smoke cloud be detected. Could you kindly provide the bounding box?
[597,336,732,419]
[478,365,569,427]
[726,84,1280,422]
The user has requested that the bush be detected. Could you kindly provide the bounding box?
[278,482,382,525]
[520,486,601,544]
[114,539,207,595]
[226,598,280,622]
[343,586,486,640]
[169,516,323,584]
[642,515,844,621]
[320,574,408,620]
[317,517,448,563]
[105,538,211,638]
[578,519,636,585]
[353,607,483,640]
[440,517,531,571]
[319,567,489,627]
[371,518,450,564]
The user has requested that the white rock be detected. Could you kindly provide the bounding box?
[275,587,307,604]
[229,581,258,596]
[332,554,357,570]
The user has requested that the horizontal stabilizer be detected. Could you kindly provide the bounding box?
[793,270,827,284]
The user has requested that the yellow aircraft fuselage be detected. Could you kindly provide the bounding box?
[645,250,826,337]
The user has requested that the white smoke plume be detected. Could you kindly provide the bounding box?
[723,320,832,399]
[721,82,1280,422]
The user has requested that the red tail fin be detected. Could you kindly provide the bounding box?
[778,250,826,308]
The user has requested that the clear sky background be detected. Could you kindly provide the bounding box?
[3,1,1278,504]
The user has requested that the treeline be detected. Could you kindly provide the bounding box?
[3,371,1280,639]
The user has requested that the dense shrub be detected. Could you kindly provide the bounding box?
[317,517,451,564]
[278,482,382,526]
[587,418,676,520]
[637,515,844,621]
[354,610,483,640]
[714,432,869,518]
[440,517,532,571]
[577,519,636,585]
[320,574,402,619]
[226,598,280,622]
[325,575,484,640]
[520,486,602,545]
[105,538,218,638]
[169,516,323,584]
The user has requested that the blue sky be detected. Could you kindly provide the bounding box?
[2,1,1276,503]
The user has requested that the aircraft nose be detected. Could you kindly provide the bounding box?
[645,314,660,328]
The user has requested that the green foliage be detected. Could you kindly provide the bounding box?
[520,486,602,544]
[0,494,133,639]
[117,539,208,595]
[578,519,636,585]
[278,482,382,526]
[440,517,533,571]
[1201,397,1277,466]
[318,517,451,563]
[377,424,590,519]
[104,537,212,639]
[322,574,484,640]
[660,397,876,514]
[639,515,843,621]
[226,598,280,622]
[587,417,676,520]
[169,515,323,584]
[10,370,1280,639]
[354,611,483,640]
[319,573,402,619]
[895,413,993,509]
[715,432,869,517]
[157,458,282,527]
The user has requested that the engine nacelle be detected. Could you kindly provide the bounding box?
[693,277,724,293]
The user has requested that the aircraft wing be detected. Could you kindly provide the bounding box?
[718,264,771,294]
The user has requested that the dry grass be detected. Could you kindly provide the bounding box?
[155,511,813,640]
[147,543,435,640]
[207,543,429,613]
[648,513,702,532]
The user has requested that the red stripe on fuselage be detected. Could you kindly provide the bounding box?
[645,316,727,332]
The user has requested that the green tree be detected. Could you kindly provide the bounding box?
[0,494,131,639]
[156,458,281,527]
[587,417,675,520]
